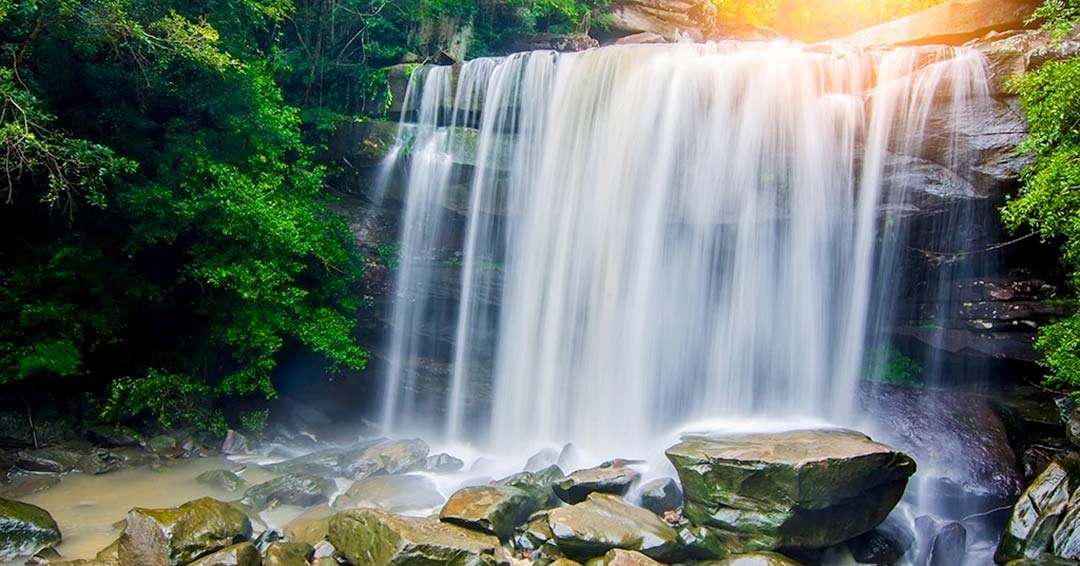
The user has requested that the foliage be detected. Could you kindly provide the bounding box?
[0,0,367,431]
[1003,0,1080,391]
[240,408,270,433]
[101,370,228,435]
[1028,0,1080,38]
[864,348,924,386]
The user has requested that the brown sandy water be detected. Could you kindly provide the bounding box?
[17,458,278,561]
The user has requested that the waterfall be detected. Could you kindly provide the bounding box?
[378,42,990,458]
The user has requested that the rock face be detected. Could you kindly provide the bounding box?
[666,429,916,552]
[601,0,781,43]
[0,497,61,562]
[553,463,641,504]
[546,493,705,562]
[440,485,540,540]
[241,474,337,511]
[997,458,1080,563]
[861,384,1023,506]
[328,508,508,566]
[118,497,253,566]
[840,0,1040,47]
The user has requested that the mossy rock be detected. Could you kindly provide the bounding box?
[440,485,540,540]
[185,541,260,566]
[264,541,315,566]
[117,497,253,566]
[997,459,1080,563]
[284,505,335,545]
[553,464,640,505]
[547,493,709,562]
[596,549,662,566]
[241,473,336,511]
[496,465,565,509]
[0,497,61,562]
[328,508,509,566]
[196,470,248,493]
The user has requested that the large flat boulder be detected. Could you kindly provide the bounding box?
[666,429,915,552]
[840,0,1040,47]
[546,493,716,562]
[328,508,509,566]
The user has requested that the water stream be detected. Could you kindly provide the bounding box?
[380,42,989,449]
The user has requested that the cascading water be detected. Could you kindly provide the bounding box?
[377,40,997,565]
[381,41,989,450]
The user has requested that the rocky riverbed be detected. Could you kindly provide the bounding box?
[0,426,929,566]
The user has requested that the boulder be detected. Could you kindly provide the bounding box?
[265,448,345,477]
[197,470,248,493]
[15,447,83,473]
[241,473,336,511]
[512,511,554,551]
[861,384,1023,507]
[1052,486,1080,559]
[496,465,565,509]
[184,542,259,566]
[86,425,142,448]
[0,474,61,498]
[526,448,560,472]
[328,508,509,566]
[0,497,62,562]
[333,474,444,512]
[283,505,334,545]
[502,34,600,53]
[638,478,683,515]
[998,460,1080,563]
[614,32,668,45]
[846,529,905,565]
[840,0,1041,47]
[595,549,662,566]
[554,463,641,504]
[118,497,253,566]
[913,516,967,566]
[148,435,177,451]
[699,553,803,565]
[76,448,125,475]
[338,438,429,479]
[427,453,466,473]
[666,429,916,552]
[440,485,541,540]
[547,493,712,562]
[221,431,249,455]
[263,541,314,566]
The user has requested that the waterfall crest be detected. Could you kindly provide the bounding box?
[378,42,990,456]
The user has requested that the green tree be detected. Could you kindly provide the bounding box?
[0,0,366,430]
[1003,0,1080,392]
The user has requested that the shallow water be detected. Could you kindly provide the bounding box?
[18,458,277,561]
